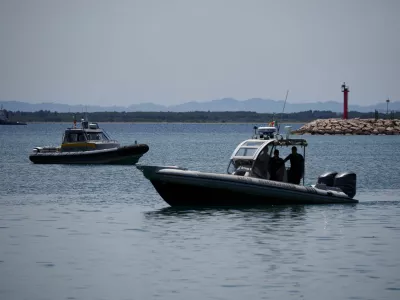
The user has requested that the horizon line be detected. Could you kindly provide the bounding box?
[0,98,398,107]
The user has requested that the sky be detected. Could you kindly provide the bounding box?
[0,0,399,107]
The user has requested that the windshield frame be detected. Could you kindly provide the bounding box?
[230,139,273,161]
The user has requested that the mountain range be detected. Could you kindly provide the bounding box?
[1,98,398,113]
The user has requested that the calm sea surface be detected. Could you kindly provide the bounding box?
[1,123,399,300]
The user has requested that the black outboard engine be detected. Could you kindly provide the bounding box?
[317,171,338,187]
[333,172,357,198]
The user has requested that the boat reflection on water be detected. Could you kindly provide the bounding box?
[144,205,309,223]
[146,202,358,220]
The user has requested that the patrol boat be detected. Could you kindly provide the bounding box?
[29,117,149,164]
[137,125,358,207]
[0,106,27,125]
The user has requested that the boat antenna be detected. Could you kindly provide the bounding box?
[85,105,88,122]
[277,89,289,133]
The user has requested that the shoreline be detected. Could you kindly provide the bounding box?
[25,121,306,125]
[293,118,400,135]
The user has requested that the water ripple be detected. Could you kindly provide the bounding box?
[0,124,400,300]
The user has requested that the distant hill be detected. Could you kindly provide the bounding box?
[0,101,127,113]
[1,98,399,113]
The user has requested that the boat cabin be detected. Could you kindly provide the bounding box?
[227,135,307,185]
[62,128,110,143]
[253,126,277,139]
[60,119,119,151]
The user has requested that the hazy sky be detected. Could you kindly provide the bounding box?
[1,0,399,106]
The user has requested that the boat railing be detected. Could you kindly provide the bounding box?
[93,139,119,144]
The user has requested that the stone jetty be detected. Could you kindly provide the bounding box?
[292,118,400,135]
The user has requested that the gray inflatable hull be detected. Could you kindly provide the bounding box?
[137,165,359,207]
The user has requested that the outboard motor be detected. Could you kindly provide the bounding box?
[334,172,357,198]
[317,171,338,187]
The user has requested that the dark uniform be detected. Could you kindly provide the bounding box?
[269,156,284,181]
[284,152,304,184]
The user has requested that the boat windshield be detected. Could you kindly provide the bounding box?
[63,131,109,143]
[241,141,265,147]
[234,147,258,157]
[86,132,109,141]
[63,133,84,143]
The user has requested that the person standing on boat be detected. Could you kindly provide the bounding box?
[282,146,304,184]
[269,149,284,181]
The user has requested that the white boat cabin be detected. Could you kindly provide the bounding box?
[227,133,307,185]
[253,126,277,139]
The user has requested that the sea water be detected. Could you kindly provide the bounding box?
[0,123,399,300]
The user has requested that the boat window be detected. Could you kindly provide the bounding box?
[100,133,109,140]
[259,130,276,135]
[77,133,86,142]
[235,147,258,157]
[66,134,78,142]
[85,132,109,141]
[86,133,101,140]
[242,141,264,147]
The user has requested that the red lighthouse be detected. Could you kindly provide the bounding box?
[341,82,349,119]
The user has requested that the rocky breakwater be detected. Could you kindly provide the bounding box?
[293,118,400,135]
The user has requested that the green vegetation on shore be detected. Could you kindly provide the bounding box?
[4,110,399,123]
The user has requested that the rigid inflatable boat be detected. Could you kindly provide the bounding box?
[137,125,358,206]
